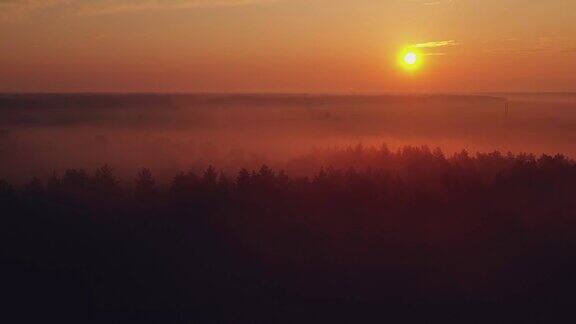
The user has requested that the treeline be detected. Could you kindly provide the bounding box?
[2,145,576,322]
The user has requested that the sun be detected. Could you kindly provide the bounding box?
[404,52,417,65]
[398,47,422,71]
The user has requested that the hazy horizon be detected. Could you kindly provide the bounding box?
[2,92,576,185]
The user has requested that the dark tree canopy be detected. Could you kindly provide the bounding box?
[2,145,576,323]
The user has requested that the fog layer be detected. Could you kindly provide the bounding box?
[1,93,575,183]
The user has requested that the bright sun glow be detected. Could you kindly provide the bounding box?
[404,52,417,65]
[398,47,422,71]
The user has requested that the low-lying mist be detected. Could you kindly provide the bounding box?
[1,93,576,184]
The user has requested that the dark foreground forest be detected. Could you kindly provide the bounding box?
[2,145,576,323]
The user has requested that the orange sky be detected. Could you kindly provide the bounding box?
[1,0,575,93]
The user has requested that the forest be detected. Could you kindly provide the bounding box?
[2,145,576,322]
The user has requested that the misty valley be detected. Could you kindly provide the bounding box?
[2,93,576,184]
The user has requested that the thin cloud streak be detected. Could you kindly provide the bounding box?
[398,0,455,6]
[0,0,69,21]
[412,40,459,48]
[483,37,570,55]
[0,0,283,21]
[77,0,284,15]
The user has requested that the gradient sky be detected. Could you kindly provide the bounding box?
[1,0,575,93]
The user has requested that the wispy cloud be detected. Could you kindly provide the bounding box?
[398,0,455,6]
[411,40,459,48]
[0,0,69,21]
[423,52,447,56]
[484,47,547,54]
[483,37,571,55]
[405,40,458,57]
[76,0,283,15]
[0,0,282,21]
